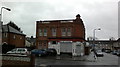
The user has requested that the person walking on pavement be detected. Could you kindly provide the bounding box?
[93,49,97,60]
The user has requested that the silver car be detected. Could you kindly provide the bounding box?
[7,48,30,55]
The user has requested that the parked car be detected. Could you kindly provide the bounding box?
[95,50,104,57]
[117,50,120,56]
[105,49,111,53]
[6,48,31,55]
[112,50,118,55]
[46,48,57,56]
[31,49,47,57]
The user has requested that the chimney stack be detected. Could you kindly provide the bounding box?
[76,14,81,19]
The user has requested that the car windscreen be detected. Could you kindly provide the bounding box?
[11,49,16,51]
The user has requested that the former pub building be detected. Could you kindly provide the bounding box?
[36,14,85,51]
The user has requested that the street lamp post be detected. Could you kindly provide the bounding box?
[92,28,101,60]
[93,28,101,48]
[0,7,11,22]
[0,7,11,45]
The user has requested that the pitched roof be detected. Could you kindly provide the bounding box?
[2,25,25,35]
[117,38,120,41]
[26,37,36,43]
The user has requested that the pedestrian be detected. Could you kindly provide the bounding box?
[93,49,97,60]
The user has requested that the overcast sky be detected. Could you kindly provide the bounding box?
[1,0,119,40]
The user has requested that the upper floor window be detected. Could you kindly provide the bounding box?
[52,28,56,36]
[4,33,7,38]
[13,35,16,39]
[39,29,42,36]
[20,37,22,39]
[43,28,47,36]
[67,28,71,36]
[61,28,66,36]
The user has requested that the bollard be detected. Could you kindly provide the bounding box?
[30,54,35,67]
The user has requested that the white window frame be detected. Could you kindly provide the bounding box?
[4,33,7,38]
[39,29,42,36]
[67,28,71,36]
[61,28,66,36]
[20,37,22,39]
[52,28,56,36]
[13,35,16,39]
[43,28,47,36]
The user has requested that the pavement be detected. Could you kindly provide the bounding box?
[55,55,87,61]
[54,52,99,62]
[35,52,119,67]
[60,52,119,65]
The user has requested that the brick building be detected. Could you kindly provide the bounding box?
[87,40,117,50]
[2,22,26,47]
[36,14,85,49]
[25,36,36,49]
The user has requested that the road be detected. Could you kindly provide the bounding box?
[84,52,119,65]
[35,52,119,67]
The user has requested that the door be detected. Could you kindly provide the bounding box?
[60,42,72,53]
[76,45,81,55]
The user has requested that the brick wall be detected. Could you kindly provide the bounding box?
[36,14,85,49]
[2,33,25,47]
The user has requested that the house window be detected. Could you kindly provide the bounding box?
[4,33,7,38]
[38,42,42,49]
[39,29,42,36]
[61,28,66,36]
[67,28,71,36]
[43,42,46,49]
[20,37,22,39]
[13,35,16,39]
[52,28,56,36]
[43,28,47,36]
[44,43,46,46]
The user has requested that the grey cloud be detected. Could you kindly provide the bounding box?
[1,0,118,39]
